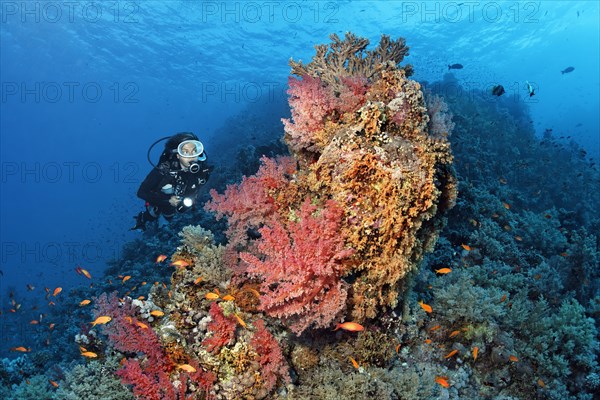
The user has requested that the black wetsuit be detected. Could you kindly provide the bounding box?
[133,159,210,229]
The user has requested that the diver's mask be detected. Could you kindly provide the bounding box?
[177,140,206,173]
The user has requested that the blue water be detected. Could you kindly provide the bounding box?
[0,1,598,398]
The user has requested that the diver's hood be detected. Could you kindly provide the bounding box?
[177,140,206,161]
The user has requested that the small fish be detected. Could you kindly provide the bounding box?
[525,81,535,97]
[26,284,35,291]
[509,355,519,362]
[537,378,545,388]
[136,321,149,329]
[79,299,91,306]
[234,313,247,328]
[334,322,365,332]
[561,66,574,74]
[395,344,401,354]
[81,351,98,358]
[560,252,569,257]
[156,254,167,263]
[53,287,62,297]
[435,376,450,388]
[122,275,131,284]
[424,339,432,344]
[150,310,164,317]
[30,320,39,324]
[80,268,92,279]
[435,268,452,274]
[222,294,235,301]
[48,323,55,331]
[91,316,112,326]
[502,202,511,210]
[448,63,463,70]
[448,330,460,338]
[499,294,507,303]
[171,260,190,268]
[10,346,31,352]
[461,244,471,251]
[48,379,59,388]
[194,276,204,285]
[418,301,432,313]
[430,325,441,331]
[491,84,505,96]
[349,356,359,369]
[177,364,197,373]
[473,346,479,361]
[498,177,508,184]
[205,292,220,300]
[445,349,459,359]
[514,235,523,241]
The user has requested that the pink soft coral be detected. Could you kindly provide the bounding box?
[282,75,338,152]
[240,199,353,334]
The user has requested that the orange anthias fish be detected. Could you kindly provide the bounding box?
[91,316,112,326]
[150,310,165,317]
[461,244,472,251]
[448,330,460,338]
[222,294,235,301]
[48,379,59,388]
[435,268,452,274]
[234,313,247,328]
[177,364,196,373]
[10,346,31,352]
[122,275,131,284]
[333,322,364,332]
[171,260,190,268]
[435,376,450,388]
[53,287,62,297]
[503,202,511,210]
[155,254,167,264]
[473,346,479,361]
[81,351,98,358]
[444,349,458,359]
[349,356,359,369]
[80,268,92,279]
[418,301,433,313]
[205,292,220,300]
[79,299,91,306]
[509,355,519,362]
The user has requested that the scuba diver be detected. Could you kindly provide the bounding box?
[131,132,212,231]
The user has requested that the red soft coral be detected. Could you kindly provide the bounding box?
[240,199,353,334]
[282,75,338,152]
[94,293,214,399]
[204,156,296,250]
[250,319,290,392]
[201,302,238,353]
